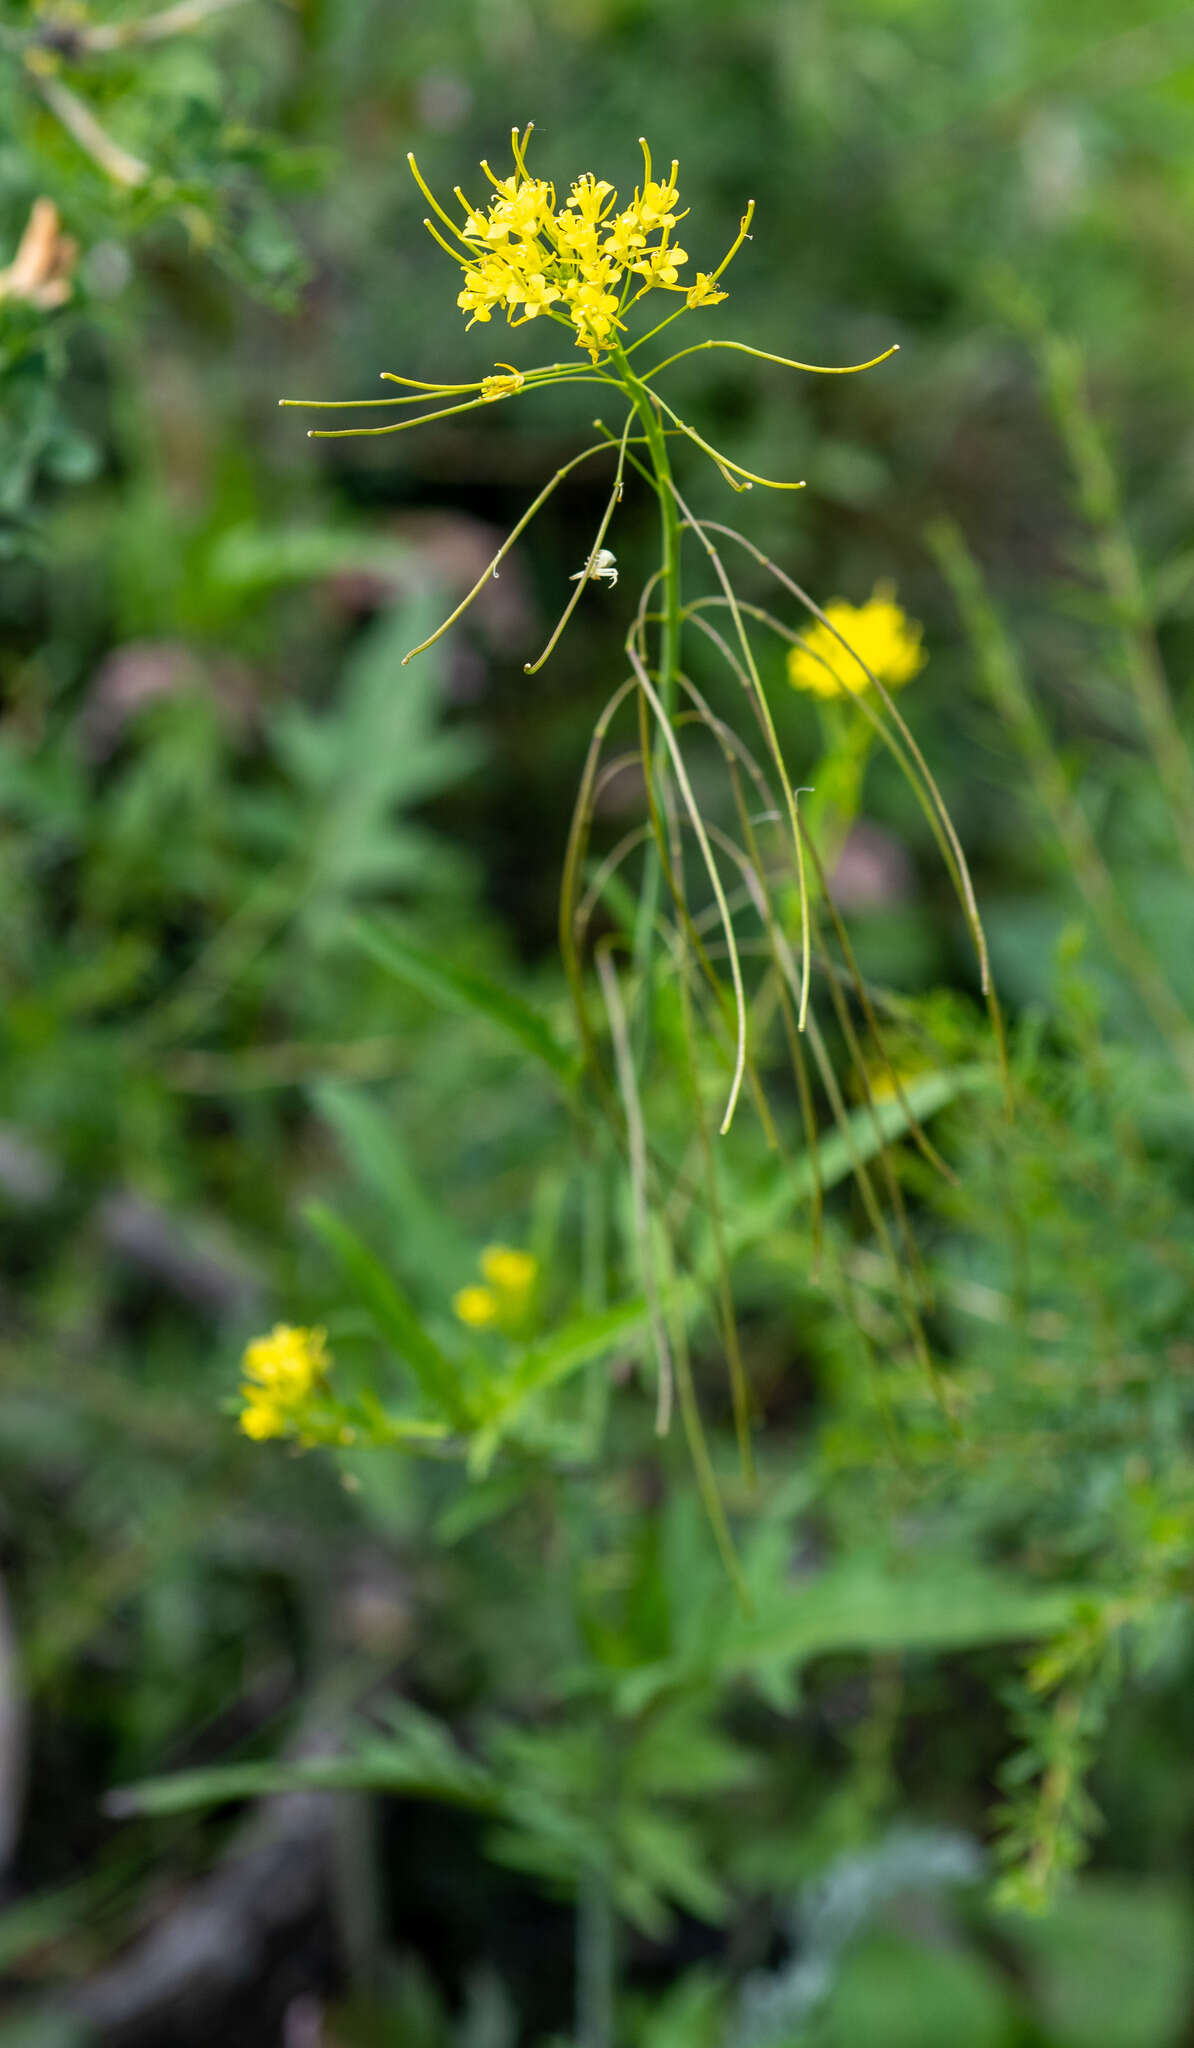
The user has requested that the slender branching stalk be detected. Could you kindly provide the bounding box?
[277,121,993,1496]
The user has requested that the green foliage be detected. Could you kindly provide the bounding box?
[4,3,1194,2045]
[0,0,318,538]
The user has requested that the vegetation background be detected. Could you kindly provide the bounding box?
[4,0,1194,2043]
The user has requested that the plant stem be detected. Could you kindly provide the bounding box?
[1036,326,1194,877]
[576,1864,616,2048]
[930,518,1194,1087]
[611,348,683,989]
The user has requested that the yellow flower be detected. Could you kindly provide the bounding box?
[627,147,682,235]
[686,271,727,309]
[480,1245,538,1293]
[786,584,926,700]
[239,1324,329,1441]
[456,266,506,327]
[561,173,617,226]
[470,170,555,244]
[452,1245,538,1333]
[240,1397,285,1441]
[513,270,563,320]
[602,210,647,266]
[562,275,622,357]
[409,127,726,366]
[453,1284,499,1328]
[632,243,687,287]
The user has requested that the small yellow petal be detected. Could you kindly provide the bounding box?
[480,1245,539,1293]
[453,1284,499,1328]
[786,586,926,700]
[240,1398,284,1440]
[238,1325,330,1441]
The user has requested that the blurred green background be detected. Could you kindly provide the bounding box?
[4,0,1194,2043]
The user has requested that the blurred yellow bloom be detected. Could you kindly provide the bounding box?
[411,129,721,364]
[240,1324,329,1441]
[453,1284,499,1328]
[241,1397,285,1440]
[452,1245,538,1333]
[786,584,926,700]
[480,1245,538,1293]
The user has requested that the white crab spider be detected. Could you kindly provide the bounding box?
[570,548,618,589]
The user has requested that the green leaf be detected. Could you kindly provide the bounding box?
[313,1081,470,1286]
[616,1560,1092,1714]
[209,522,411,591]
[0,1875,121,1975]
[355,916,580,1089]
[0,2010,89,2048]
[110,1703,501,1819]
[305,1201,470,1426]
[821,1928,1013,2048]
[732,1068,990,1253]
[273,604,477,916]
[497,1299,653,1415]
[466,1297,656,1473]
[618,1809,728,1930]
[635,1969,724,2048]
[999,1876,1194,2048]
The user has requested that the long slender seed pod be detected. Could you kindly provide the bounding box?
[525,409,634,673]
[643,339,899,383]
[627,646,748,1134]
[404,436,649,666]
[651,390,806,491]
[696,518,992,996]
[596,946,673,1434]
[667,480,814,1027]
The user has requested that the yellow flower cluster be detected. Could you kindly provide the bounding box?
[452,1244,539,1330]
[240,1324,330,1440]
[411,129,728,363]
[786,584,926,700]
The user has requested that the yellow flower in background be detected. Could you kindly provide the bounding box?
[240,1324,330,1441]
[452,1245,539,1332]
[786,583,926,700]
[481,1245,538,1294]
[453,1284,499,1328]
[409,129,721,363]
[240,1400,285,1441]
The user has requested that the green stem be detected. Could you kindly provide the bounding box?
[576,1863,616,2048]
[612,348,682,985]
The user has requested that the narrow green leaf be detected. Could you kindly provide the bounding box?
[499,1299,654,1413]
[313,1081,470,1284]
[108,1747,500,1818]
[731,1067,989,1253]
[210,523,411,591]
[465,1297,664,1473]
[305,1200,470,1426]
[114,1702,501,1819]
[617,1563,1092,1713]
[354,916,580,1088]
